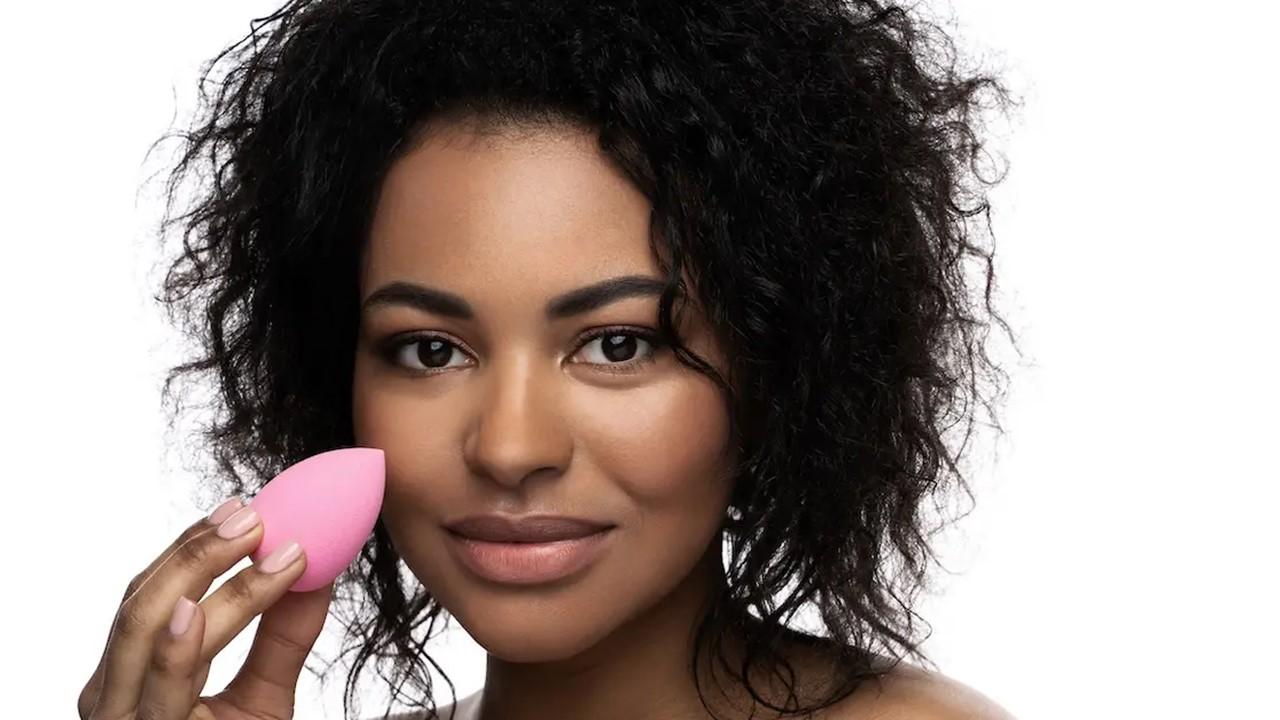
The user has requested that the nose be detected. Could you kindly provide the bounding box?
[462,353,573,489]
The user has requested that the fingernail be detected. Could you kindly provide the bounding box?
[207,497,243,525]
[169,596,196,637]
[216,506,260,539]
[258,540,302,574]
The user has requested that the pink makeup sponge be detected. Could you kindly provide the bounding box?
[247,447,386,592]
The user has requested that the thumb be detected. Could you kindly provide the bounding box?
[215,581,334,714]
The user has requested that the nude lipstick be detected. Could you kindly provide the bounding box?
[444,513,615,585]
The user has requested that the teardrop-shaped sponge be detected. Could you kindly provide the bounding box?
[248,447,386,592]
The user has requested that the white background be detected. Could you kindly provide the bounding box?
[2,1,1276,718]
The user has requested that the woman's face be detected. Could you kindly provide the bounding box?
[352,119,737,661]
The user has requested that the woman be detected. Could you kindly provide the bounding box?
[79,0,1019,718]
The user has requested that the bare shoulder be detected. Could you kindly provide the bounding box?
[823,661,1017,720]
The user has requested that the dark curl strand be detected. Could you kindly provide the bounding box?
[151,0,1021,718]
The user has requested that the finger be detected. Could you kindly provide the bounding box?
[126,498,248,603]
[196,539,309,663]
[193,662,211,702]
[93,504,265,720]
[221,582,334,712]
[134,596,206,720]
[80,498,245,718]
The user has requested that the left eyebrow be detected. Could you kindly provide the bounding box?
[360,274,674,321]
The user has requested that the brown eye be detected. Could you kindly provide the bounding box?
[383,335,470,372]
[414,337,458,368]
[585,333,642,362]
[573,329,663,372]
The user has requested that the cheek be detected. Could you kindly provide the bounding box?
[351,360,460,523]
[576,377,735,525]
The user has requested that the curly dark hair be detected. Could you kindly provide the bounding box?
[150,0,1020,718]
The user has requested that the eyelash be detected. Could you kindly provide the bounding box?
[376,327,666,377]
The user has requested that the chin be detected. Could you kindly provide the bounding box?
[457,599,620,662]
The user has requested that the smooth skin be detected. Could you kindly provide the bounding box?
[77,498,333,719]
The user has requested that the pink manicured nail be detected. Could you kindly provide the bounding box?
[207,497,243,525]
[216,506,259,539]
[169,596,196,637]
[257,540,302,574]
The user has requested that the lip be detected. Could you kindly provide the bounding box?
[446,528,615,585]
[444,514,615,542]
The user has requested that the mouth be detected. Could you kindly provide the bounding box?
[443,513,615,543]
[445,527,615,585]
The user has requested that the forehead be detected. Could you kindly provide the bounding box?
[361,122,659,302]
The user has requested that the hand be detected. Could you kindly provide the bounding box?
[78,498,333,719]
